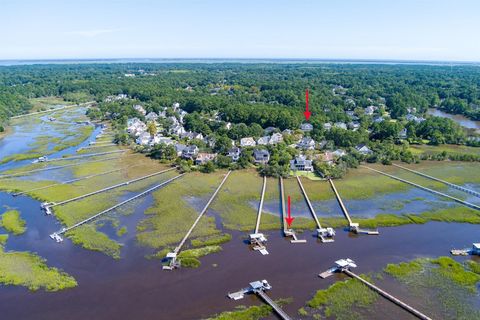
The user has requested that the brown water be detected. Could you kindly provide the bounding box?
[1,189,479,320]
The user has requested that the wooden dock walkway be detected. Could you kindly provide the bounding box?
[48,167,176,209]
[13,165,137,196]
[77,143,117,151]
[52,174,185,237]
[44,149,125,163]
[280,177,288,233]
[0,155,120,179]
[363,166,480,211]
[255,289,292,320]
[167,171,231,266]
[392,163,480,198]
[254,176,267,234]
[297,176,322,229]
[328,178,353,225]
[343,269,432,320]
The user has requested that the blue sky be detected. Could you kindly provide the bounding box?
[1,0,479,61]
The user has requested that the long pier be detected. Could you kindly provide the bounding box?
[328,178,379,235]
[13,165,138,197]
[343,269,432,320]
[296,176,335,242]
[250,176,269,255]
[43,150,125,163]
[0,155,120,179]
[51,174,185,240]
[77,143,117,152]
[256,289,292,320]
[280,177,306,243]
[392,163,480,198]
[164,171,231,269]
[45,167,176,210]
[363,166,480,211]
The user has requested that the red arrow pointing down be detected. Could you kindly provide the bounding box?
[285,195,295,227]
[304,89,311,121]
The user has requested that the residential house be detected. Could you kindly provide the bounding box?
[323,122,332,131]
[257,136,270,145]
[355,144,373,155]
[153,136,173,146]
[195,153,217,165]
[174,143,187,157]
[181,131,204,141]
[253,149,270,165]
[168,116,179,126]
[399,128,408,139]
[345,110,355,117]
[282,129,293,135]
[300,123,314,132]
[127,118,146,136]
[169,124,186,136]
[178,110,188,124]
[145,112,159,122]
[136,132,152,146]
[290,155,313,172]
[133,105,147,116]
[225,122,232,130]
[333,149,347,157]
[334,122,347,130]
[172,102,180,111]
[406,114,425,123]
[264,127,277,134]
[317,139,328,149]
[297,137,316,150]
[182,145,199,159]
[240,137,256,147]
[348,122,361,131]
[227,147,241,162]
[365,105,377,116]
[269,132,283,144]
[319,151,335,165]
[374,116,384,123]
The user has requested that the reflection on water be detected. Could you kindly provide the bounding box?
[427,108,480,132]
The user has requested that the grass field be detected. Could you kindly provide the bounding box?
[0,210,26,235]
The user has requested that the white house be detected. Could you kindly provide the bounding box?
[269,132,283,144]
[365,105,377,116]
[240,137,256,147]
[182,145,199,159]
[145,112,159,122]
[181,131,204,141]
[333,149,347,157]
[169,124,186,136]
[334,122,347,130]
[172,102,180,111]
[127,118,146,136]
[195,153,217,165]
[323,122,332,131]
[257,136,270,145]
[136,132,152,146]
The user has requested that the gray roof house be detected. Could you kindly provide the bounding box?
[297,137,316,150]
[227,147,241,162]
[257,136,270,145]
[182,145,199,159]
[300,123,314,132]
[253,149,270,165]
[355,144,373,155]
[290,155,313,172]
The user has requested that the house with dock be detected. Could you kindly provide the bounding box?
[290,155,313,172]
[253,149,270,164]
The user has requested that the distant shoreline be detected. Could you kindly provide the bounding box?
[1,58,479,67]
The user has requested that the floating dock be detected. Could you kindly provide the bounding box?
[328,178,379,235]
[392,163,480,199]
[228,280,292,320]
[250,176,269,255]
[319,258,432,320]
[296,176,335,242]
[280,177,306,243]
[164,171,231,270]
[363,166,480,211]
[50,174,185,241]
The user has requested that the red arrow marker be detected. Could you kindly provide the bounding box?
[304,89,311,121]
[285,195,295,227]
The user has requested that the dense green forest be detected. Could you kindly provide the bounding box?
[0,62,478,139]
